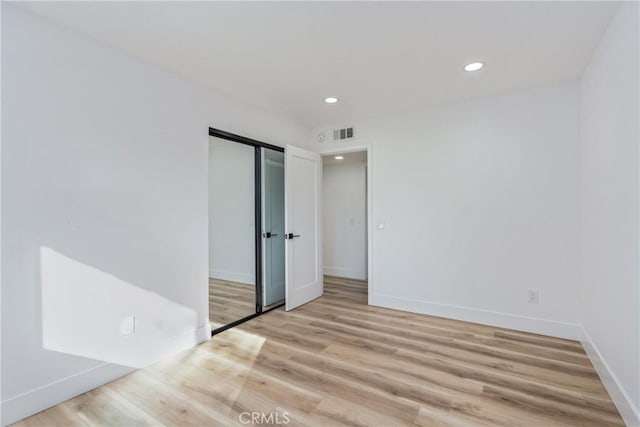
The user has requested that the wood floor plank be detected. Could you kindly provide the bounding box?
[296,304,591,366]
[62,387,162,427]
[14,276,624,426]
[209,278,256,329]
[12,404,88,427]
[105,370,234,427]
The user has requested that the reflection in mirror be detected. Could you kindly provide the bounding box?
[208,136,257,330]
[262,149,285,308]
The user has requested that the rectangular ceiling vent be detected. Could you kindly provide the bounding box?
[333,127,355,141]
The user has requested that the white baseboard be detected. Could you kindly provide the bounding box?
[1,363,134,426]
[581,328,640,427]
[369,293,582,340]
[323,266,366,280]
[1,325,210,426]
[209,269,254,285]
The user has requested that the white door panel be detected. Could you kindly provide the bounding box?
[285,145,322,310]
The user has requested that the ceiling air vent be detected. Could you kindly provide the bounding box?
[333,127,355,141]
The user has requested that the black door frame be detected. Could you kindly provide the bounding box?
[208,127,285,336]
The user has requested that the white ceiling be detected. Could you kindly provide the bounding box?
[18,1,619,128]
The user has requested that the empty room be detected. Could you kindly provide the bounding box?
[1,1,639,426]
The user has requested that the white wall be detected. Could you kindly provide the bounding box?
[1,5,309,425]
[208,138,255,285]
[323,158,367,280]
[579,3,640,425]
[314,82,582,339]
[0,0,4,417]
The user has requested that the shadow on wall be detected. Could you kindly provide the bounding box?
[40,247,198,368]
[34,194,206,369]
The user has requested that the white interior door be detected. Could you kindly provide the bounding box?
[285,145,323,310]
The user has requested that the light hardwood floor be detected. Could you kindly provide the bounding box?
[15,276,623,426]
[210,278,256,329]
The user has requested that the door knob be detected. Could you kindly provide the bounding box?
[286,233,300,239]
[262,232,279,238]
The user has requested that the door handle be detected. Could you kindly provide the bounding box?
[262,232,279,238]
[285,233,300,240]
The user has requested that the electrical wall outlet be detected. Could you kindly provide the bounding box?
[120,315,136,336]
[527,290,539,304]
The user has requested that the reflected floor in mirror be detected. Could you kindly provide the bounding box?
[209,278,256,330]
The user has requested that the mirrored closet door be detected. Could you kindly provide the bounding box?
[208,129,286,334]
[261,148,285,308]
[208,137,257,330]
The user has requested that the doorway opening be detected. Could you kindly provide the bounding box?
[321,149,370,298]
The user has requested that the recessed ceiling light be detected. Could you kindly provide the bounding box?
[334,156,344,160]
[464,62,484,72]
[325,97,339,104]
